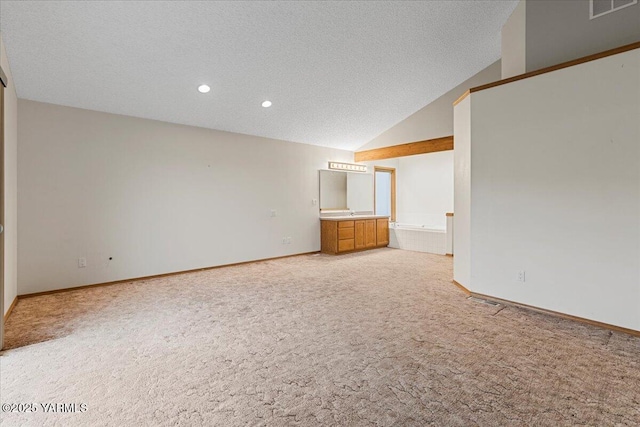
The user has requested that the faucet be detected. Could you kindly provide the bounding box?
[349,210,355,216]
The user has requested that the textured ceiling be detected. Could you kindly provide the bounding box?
[0,1,517,150]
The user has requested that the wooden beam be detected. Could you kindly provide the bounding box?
[454,40,640,106]
[355,135,453,162]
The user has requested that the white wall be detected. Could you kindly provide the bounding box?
[453,96,471,288]
[18,100,353,295]
[362,158,399,171]
[445,215,453,255]
[501,1,639,77]
[357,61,501,151]
[1,34,18,316]
[396,151,453,229]
[525,0,640,72]
[501,0,526,79]
[459,48,640,330]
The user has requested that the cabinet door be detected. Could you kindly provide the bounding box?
[376,219,389,246]
[321,221,338,254]
[365,220,376,247]
[354,221,365,249]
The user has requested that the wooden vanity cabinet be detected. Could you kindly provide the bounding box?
[354,220,376,249]
[321,217,389,254]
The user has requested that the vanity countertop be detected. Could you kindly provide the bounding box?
[320,215,390,221]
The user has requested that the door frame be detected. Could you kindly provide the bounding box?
[373,166,396,222]
[0,65,6,350]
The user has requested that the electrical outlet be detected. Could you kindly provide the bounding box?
[78,257,87,268]
[271,210,277,217]
[312,199,318,206]
[282,238,287,244]
[286,237,292,244]
[517,270,526,282]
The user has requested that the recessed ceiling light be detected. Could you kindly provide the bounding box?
[262,100,272,108]
[198,84,211,94]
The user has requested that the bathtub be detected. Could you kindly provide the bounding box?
[389,222,447,255]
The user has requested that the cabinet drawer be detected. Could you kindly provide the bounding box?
[338,227,355,240]
[338,221,355,228]
[338,239,355,252]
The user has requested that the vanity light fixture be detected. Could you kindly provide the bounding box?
[262,100,272,108]
[328,162,367,173]
[198,84,211,94]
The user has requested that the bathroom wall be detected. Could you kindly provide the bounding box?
[396,151,453,229]
[363,150,453,230]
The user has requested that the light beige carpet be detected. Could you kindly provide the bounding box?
[1,249,639,426]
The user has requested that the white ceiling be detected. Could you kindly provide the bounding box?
[0,1,517,151]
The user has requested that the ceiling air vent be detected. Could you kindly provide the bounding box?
[590,0,637,19]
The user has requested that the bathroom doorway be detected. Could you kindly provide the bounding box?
[374,166,395,221]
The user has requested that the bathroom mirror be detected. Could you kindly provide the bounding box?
[319,170,374,212]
